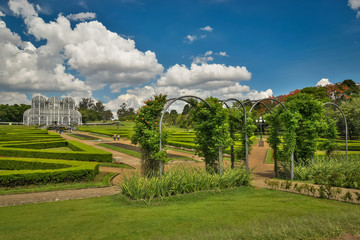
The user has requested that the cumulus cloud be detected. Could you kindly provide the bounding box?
[192,51,214,64]
[67,12,96,21]
[2,0,163,94]
[348,0,360,17]
[316,78,332,87]
[0,11,5,17]
[0,91,30,104]
[105,83,273,113]
[158,63,251,89]
[184,35,197,43]
[200,26,213,32]
[348,0,360,10]
[218,51,228,57]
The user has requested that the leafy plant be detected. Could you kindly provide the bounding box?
[131,95,168,176]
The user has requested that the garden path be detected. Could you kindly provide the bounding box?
[0,132,274,206]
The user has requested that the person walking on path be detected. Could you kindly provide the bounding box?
[117,134,120,141]
[113,134,116,141]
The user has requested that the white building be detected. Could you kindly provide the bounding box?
[23,96,82,125]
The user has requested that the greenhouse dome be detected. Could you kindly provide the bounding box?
[23,96,82,126]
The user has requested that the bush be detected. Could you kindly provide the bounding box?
[0,140,112,162]
[294,155,360,189]
[121,167,252,200]
[0,157,99,186]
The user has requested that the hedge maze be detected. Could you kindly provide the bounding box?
[0,127,110,186]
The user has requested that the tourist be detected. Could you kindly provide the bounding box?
[117,134,120,141]
[113,134,116,141]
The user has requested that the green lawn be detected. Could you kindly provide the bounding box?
[0,188,359,240]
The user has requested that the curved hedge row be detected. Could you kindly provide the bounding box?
[0,140,112,162]
[0,157,99,186]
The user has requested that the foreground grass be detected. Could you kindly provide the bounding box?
[0,172,115,195]
[0,188,359,240]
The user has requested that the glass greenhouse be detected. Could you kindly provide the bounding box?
[23,96,82,125]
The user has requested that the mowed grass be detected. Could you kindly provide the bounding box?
[0,188,359,240]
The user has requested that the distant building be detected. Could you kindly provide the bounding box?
[23,96,82,125]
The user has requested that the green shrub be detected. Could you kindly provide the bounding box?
[294,155,360,189]
[0,157,99,186]
[121,166,252,200]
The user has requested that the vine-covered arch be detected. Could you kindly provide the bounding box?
[248,98,294,180]
[159,95,210,176]
[323,102,348,159]
[221,98,249,171]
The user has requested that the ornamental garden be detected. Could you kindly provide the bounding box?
[0,82,360,239]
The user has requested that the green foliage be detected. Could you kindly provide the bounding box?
[236,117,256,160]
[131,95,168,176]
[294,155,360,189]
[0,104,31,122]
[286,94,323,163]
[121,166,251,200]
[318,118,338,156]
[0,157,99,186]
[0,128,112,162]
[190,97,232,172]
[338,96,360,139]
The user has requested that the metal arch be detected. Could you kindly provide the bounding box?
[158,95,210,177]
[221,98,249,172]
[323,102,348,160]
[249,98,287,114]
[243,100,272,114]
[248,98,294,180]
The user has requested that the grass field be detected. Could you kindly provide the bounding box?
[0,187,359,240]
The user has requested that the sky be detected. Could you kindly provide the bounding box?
[0,0,360,113]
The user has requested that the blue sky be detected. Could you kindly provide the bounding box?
[0,0,360,112]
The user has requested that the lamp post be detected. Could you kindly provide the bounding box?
[256,116,266,147]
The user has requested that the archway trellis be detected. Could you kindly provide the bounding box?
[248,98,294,179]
[156,95,349,180]
[221,98,248,171]
[323,102,348,160]
[159,95,210,177]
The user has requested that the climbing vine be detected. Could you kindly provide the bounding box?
[131,94,168,176]
[191,97,232,172]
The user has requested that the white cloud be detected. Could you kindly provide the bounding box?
[316,78,332,87]
[218,51,228,57]
[158,63,251,89]
[348,0,360,10]
[0,91,30,104]
[185,35,197,43]
[105,83,273,113]
[200,26,213,32]
[357,11,360,18]
[0,11,5,17]
[67,12,96,21]
[2,0,163,94]
[192,51,214,64]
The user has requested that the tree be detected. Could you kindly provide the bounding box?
[190,97,232,172]
[0,104,31,122]
[117,103,136,120]
[285,94,323,164]
[78,98,94,110]
[131,95,168,176]
[103,110,113,121]
[339,96,360,139]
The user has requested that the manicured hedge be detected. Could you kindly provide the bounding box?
[0,157,99,186]
[2,140,68,149]
[0,141,112,162]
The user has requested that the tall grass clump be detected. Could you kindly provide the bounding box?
[121,167,252,200]
[294,155,360,189]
